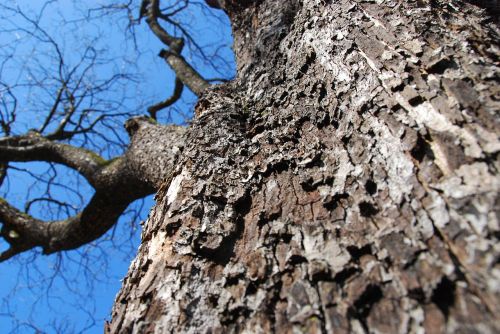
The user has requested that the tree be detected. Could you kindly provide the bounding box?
[0,0,230,261]
[0,0,232,330]
[105,0,500,332]
[1,0,499,332]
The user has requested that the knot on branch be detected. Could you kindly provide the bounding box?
[1,226,21,243]
[0,216,45,261]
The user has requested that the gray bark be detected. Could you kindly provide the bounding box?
[0,118,186,259]
[108,0,500,333]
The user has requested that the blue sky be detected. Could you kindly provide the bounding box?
[0,1,234,332]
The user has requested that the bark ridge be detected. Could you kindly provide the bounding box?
[108,1,500,333]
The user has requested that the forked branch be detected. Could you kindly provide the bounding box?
[0,118,186,262]
[141,0,210,116]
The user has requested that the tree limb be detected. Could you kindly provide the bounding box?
[158,49,209,97]
[0,190,133,262]
[0,198,48,261]
[143,0,210,96]
[0,133,105,185]
[0,118,186,261]
[148,77,184,120]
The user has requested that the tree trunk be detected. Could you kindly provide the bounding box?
[107,0,500,332]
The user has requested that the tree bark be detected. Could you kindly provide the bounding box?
[0,117,186,260]
[107,0,500,333]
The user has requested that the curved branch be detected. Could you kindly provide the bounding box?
[44,192,132,253]
[0,134,105,184]
[148,77,184,120]
[158,49,209,96]
[143,0,210,96]
[146,5,184,52]
[24,197,75,216]
[0,118,187,261]
[0,198,48,262]
[0,191,133,261]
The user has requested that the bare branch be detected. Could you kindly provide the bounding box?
[158,48,210,96]
[148,77,184,119]
[25,197,76,217]
[143,0,210,96]
[0,119,186,261]
[0,133,105,184]
[0,191,131,262]
[0,198,48,262]
[39,87,64,133]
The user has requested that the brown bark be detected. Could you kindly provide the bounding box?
[143,0,210,98]
[0,118,186,260]
[108,0,500,333]
[0,0,216,264]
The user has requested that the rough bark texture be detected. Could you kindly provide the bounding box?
[0,118,186,259]
[108,0,500,332]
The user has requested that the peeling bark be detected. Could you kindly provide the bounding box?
[108,0,500,333]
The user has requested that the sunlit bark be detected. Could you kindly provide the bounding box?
[108,0,500,332]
